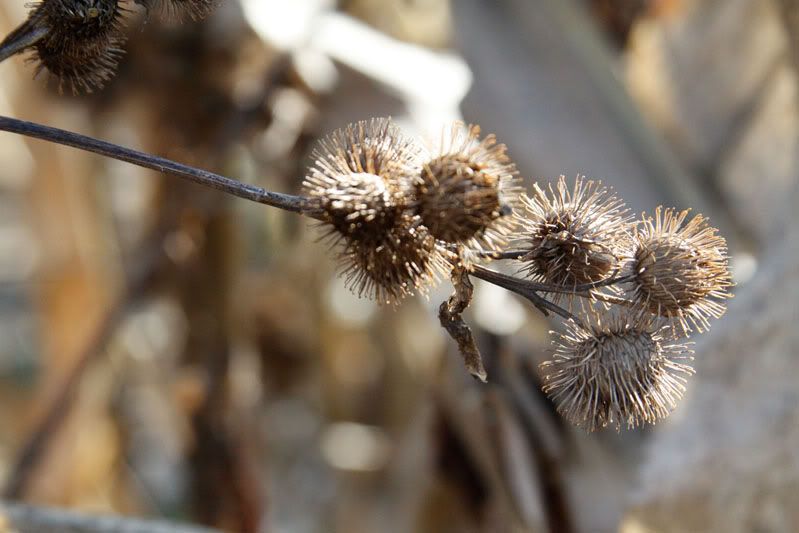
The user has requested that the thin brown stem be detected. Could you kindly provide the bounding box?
[571,272,635,291]
[469,265,581,323]
[0,115,311,214]
[471,264,634,294]
[476,249,528,260]
[517,272,636,294]
[0,23,47,63]
[4,302,130,498]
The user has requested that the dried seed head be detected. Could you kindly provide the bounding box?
[305,118,418,237]
[32,37,125,94]
[541,315,694,431]
[304,118,446,303]
[134,0,217,21]
[37,0,125,40]
[312,171,397,242]
[26,0,127,93]
[414,123,521,250]
[630,207,733,335]
[517,176,632,289]
[341,215,447,304]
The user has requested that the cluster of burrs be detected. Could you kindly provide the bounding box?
[0,0,219,93]
[305,118,733,431]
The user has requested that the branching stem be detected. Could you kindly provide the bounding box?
[0,116,642,325]
[471,264,633,293]
[469,265,581,323]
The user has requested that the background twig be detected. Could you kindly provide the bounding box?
[0,501,222,533]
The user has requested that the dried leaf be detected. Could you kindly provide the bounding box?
[438,267,487,382]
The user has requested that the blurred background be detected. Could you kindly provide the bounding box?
[0,0,797,531]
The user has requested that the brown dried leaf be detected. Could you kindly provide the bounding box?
[438,267,487,382]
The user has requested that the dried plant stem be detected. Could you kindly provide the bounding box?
[0,115,310,214]
[570,272,635,292]
[0,24,47,63]
[476,249,528,260]
[470,264,635,320]
[514,271,636,294]
[469,265,581,323]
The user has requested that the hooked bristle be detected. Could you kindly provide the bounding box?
[38,0,126,40]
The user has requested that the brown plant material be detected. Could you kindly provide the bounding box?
[35,0,125,40]
[415,123,521,251]
[304,117,447,303]
[0,0,224,93]
[8,0,128,93]
[0,104,737,435]
[438,266,487,382]
[0,500,222,533]
[33,38,126,94]
[630,207,733,335]
[516,176,632,296]
[541,314,694,431]
[135,0,217,21]
[342,216,446,304]
[589,0,652,47]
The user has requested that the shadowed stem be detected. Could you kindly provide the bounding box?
[476,249,528,260]
[0,115,310,214]
[469,265,638,324]
[469,265,581,323]
[2,224,173,498]
[471,264,634,294]
[0,23,47,63]
[474,250,637,291]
